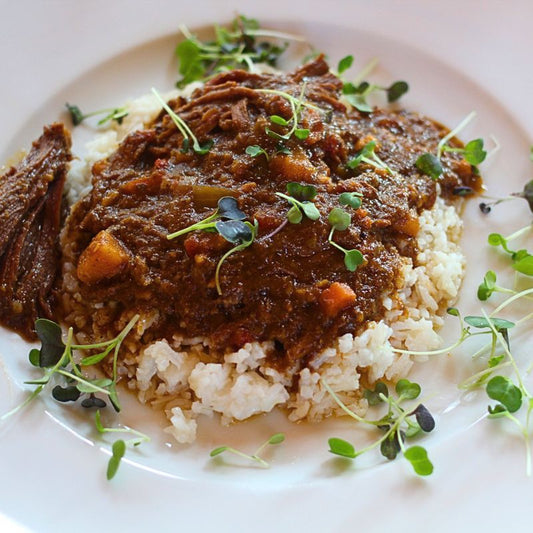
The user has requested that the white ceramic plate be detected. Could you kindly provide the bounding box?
[1,1,532,531]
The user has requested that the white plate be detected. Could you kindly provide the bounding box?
[1,1,532,531]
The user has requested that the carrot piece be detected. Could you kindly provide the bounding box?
[319,282,357,317]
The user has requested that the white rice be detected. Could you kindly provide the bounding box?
[65,91,465,444]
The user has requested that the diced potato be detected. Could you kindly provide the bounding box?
[77,230,130,284]
[319,282,357,317]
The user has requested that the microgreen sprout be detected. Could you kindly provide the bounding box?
[246,144,269,161]
[338,55,409,113]
[95,410,150,480]
[346,140,392,174]
[210,433,285,468]
[477,270,514,301]
[476,309,533,475]
[215,219,258,295]
[337,55,354,74]
[415,153,443,181]
[339,191,363,210]
[166,196,257,295]
[416,111,486,180]
[256,85,325,143]
[2,315,139,418]
[413,237,533,476]
[390,307,515,360]
[486,225,533,276]
[327,208,364,271]
[167,196,246,240]
[442,138,487,166]
[152,87,213,154]
[0,315,148,480]
[343,80,409,112]
[323,378,434,476]
[479,180,533,214]
[65,103,128,127]
[107,440,126,481]
[275,182,321,223]
[175,16,302,87]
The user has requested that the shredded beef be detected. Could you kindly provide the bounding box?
[0,123,71,339]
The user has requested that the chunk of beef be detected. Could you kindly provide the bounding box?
[0,123,71,339]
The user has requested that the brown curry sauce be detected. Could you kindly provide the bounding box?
[58,58,480,369]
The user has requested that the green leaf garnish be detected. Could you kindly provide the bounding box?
[343,249,365,271]
[524,180,533,213]
[210,446,229,457]
[175,17,295,87]
[403,446,433,476]
[488,354,505,368]
[270,114,289,126]
[463,138,487,166]
[364,381,389,406]
[344,93,373,113]
[276,183,320,223]
[327,208,363,272]
[477,270,497,301]
[464,316,515,331]
[107,439,126,480]
[152,87,212,155]
[386,81,409,103]
[337,55,354,74]
[294,128,310,140]
[286,182,317,201]
[339,192,363,209]
[323,378,435,476]
[65,103,84,126]
[340,68,409,111]
[175,38,204,87]
[52,385,81,403]
[417,112,486,179]
[2,315,145,480]
[65,103,128,127]
[395,379,421,400]
[217,197,247,220]
[34,319,66,368]
[28,348,41,367]
[215,220,258,295]
[513,255,533,276]
[411,404,435,432]
[167,196,245,240]
[486,376,522,413]
[328,207,351,231]
[287,205,303,224]
[215,219,252,243]
[415,153,443,181]
[268,433,285,445]
[347,141,392,174]
[380,432,401,460]
[245,145,269,161]
[328,437,357,458]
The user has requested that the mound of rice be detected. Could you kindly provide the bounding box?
[64,91,465,444]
